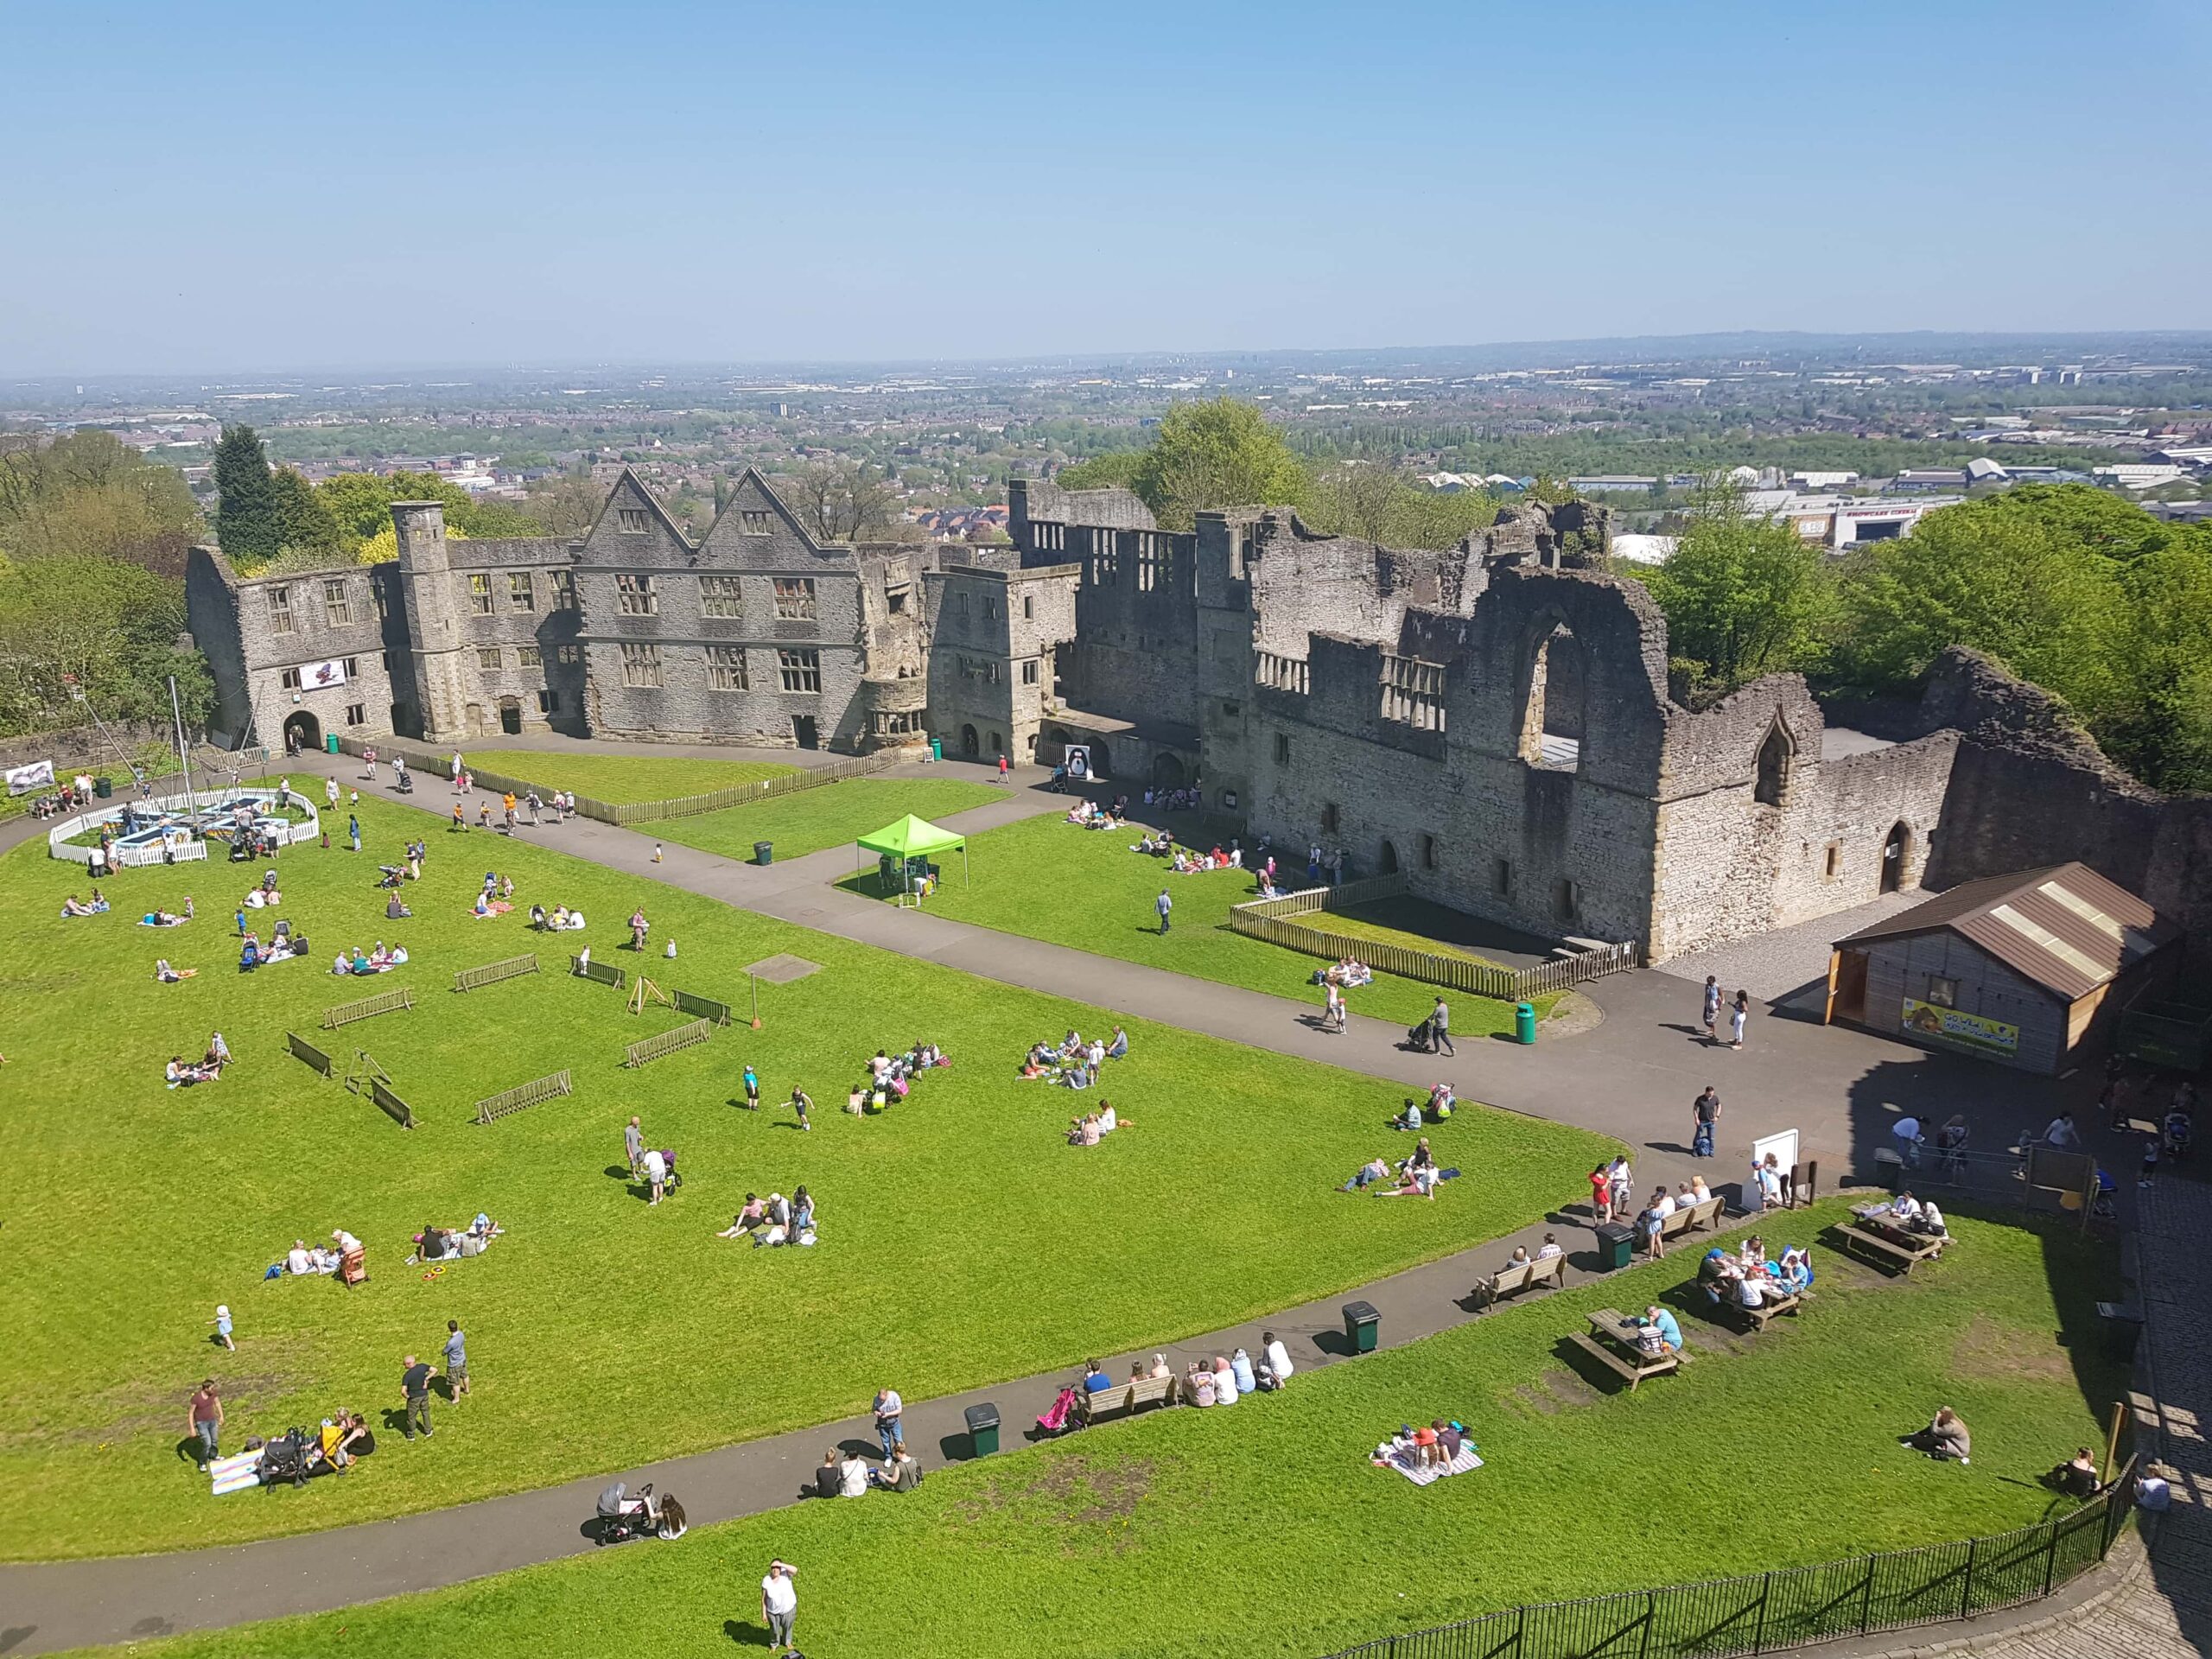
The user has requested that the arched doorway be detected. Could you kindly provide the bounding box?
[1522,622,1586,771]
[1087,739,1110,778]
[1378,839,1399,875]
[282,710,321,755]
[960,723,979,756]
[498,696,523,736]
[1754,721,1792,807]
[1880,822,1910,893]
[1152,753,1186,789]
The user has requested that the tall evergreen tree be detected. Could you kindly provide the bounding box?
[212,424,280,566]
[269,467,342,558]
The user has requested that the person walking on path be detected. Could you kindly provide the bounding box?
[400,1353,433,1440]
[997,753,1009,779]
[188,1379,223,1471]
[1430,997,1455,1057]
[760,1560,799,1653]
[442,1319,470,1401]
[1692,1085,1720,1158]
[1324,980,1345,1033]
[1700,975,1720,1041]
[526,790,540,825]
[1155,887,1172,935]
[1727,988,1750,1051]
[625,1115,645,1178]
[874,1386,904,1459]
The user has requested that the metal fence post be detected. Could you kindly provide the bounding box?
[1514,1602,1527,1658]
[1960,1536,1979,1619]
[1859,1554,1878,1634]
[1639,1590,1655,1659]
[1752,1572,1772,1655]
[2044,1517,2062,1596]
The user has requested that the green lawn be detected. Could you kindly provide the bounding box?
[654,777,1009,864]
[903,810,1549,1033]
[94,1205,2120,1659]
[0,791,1611,1559]
[459,749,799,804]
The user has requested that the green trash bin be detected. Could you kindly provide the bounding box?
[1593,1222,1634,1271]
[1343,1300,1381,1354]
[92,776,112,798]
[963,1402,1001,1458]
[325,733,340,755]
[1514,1001,1537,1044]
[754,841,773,867]
[930,737,944,761]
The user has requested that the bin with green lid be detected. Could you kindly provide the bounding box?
[1514,1001,1537,1044]
[1343,1300,1381,1353]
[1593,1222,1634,1271]
[963,1401,1000,1457]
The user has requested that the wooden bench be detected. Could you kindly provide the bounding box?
[368,1077,416,1129]
[672,988,734,1027]
[286,1032,334,1077]
[454,953,538,993]
[474,1069,574,1125]
[1668,1194,1726,1236]
[1571,1308,1681,1391]
[1472,1251,1568,1308]
[321,986,415,1030]
[1075,1374,1179,1426]
[573,955,625,989]
[1728,1288,1802,1331]
[624,1018,713,1069]
[1835,1221,1943,1277]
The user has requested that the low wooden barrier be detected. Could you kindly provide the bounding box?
[369,1077,417,1129]
[624,1018,713,1069]
[286,1032,334,1077]
[454,953,538,993]
[321,986,416,1030]
[672,988,734,1027]
[573,956,625,989]
[474,1068,574,1125]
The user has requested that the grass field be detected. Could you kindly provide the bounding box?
[902,810,1551,1034]
[0,791,1612,1559]
[459,750,799,804]
[92,1204,2120,1659]
[653,777,1008,864]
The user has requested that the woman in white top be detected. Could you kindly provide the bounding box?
[1210,1356,1238,1405]
[1097,1102,1117,1134]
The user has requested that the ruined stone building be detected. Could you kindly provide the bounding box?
[187,466,2210,963]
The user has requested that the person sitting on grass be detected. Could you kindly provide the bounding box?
[1395,1097,1423,1133]
[60,893,100,918]
[1061,1059,1093,1090]
[2048,1447,2101,1497]
[1904,1407,1972,1465]
[812,1449,842,1500]
[1067,1114,1102,1147]
[1427,1082,1455,1120]
[140,907,186,927]
[869,1445,923,1492]
[1096,1100,1119,1134]
[165,1054,215,1088]
[1105,1027,1128,1060]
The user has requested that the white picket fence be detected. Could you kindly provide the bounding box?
[46,788,319,867]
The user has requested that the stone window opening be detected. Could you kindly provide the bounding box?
[518,645,542,669]
[476,647,502,671]
[1519,621,1586,772]
[509,573,536,612]
[1494,857,1513,899]
[1880,822,1911,893]
[468,573,495,615]
[707,645,749,691]
[1022,594,1034,620]
[1378,840,1400,875]
[1274,733,1290,765]
[700,575,744,618]
[266,585,295,634]
[1823,841,1842,880]
[1422,833,1438,870]
[617,508,650,535]
[740,510,771,535]
[322,578,352,627]
[1321,802,1340,835]
[280,667,302,691]
[616,574,657,616]
[888,588,907,614]
[773,577,817,621]
[1021,659,1039,685]
[344,702,365,727]
[550,570,578,611]
[777,648,821,694]
[1556,878,1581,921]
[1753,721,1793,808]
[620,643,663,688]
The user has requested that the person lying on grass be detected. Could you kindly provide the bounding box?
[139,907,187,927]
[1342,1155,1394,1192]
[154,958,197,982]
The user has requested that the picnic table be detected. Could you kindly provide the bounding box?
[1567,1306,1679,1391]
[1840,1205,1947,1275]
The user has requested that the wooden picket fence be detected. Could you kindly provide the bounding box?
[321,986,416,1030]
[624,1018,713,1069]
[672,988,734,1027]
[369,1077,417,1129]
[573,955,625,988]
[287,1032,334,1077]
[474,1069,574,1125]
[1226,874,1639,1001]
[454,953,539,993]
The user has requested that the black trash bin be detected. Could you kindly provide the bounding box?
[753,841,773,867]
[1343,1300,1381,1354]
[2096,1301,2145,1362]
[93,776,112,798]
[963,1402,1001,1458]
[1594,1223,1635,1271]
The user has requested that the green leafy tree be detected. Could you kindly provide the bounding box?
[1644,487,1834,694]
[1128,397,1309,531]
[0,553,209,735]
[0,430,200,575]
[1052,451,1145,492]
[520,470,608,538]
[213,425,280,566]
[269,468,342,563]
[2103,530,2212,791]
[315,469,550,550]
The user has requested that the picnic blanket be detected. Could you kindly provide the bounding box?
[1380,1443,1484,1487]
[209,1447,264,1496]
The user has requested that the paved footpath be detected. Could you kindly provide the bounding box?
[0,753,2134,1655]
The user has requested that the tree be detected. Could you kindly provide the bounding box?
[269,468,342,563]
[0,553,209,735]
[1053,450,1145,492]
[0,430,201,574]
[1128,397,1308,531]
[785,459,896,543]
[1304,462,1501,550]
[213,425,280,566]
[315,469,547,549]
[1643,486,1834,695]
[520,470,608,538]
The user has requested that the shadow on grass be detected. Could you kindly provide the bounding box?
[722,1617,772,1647]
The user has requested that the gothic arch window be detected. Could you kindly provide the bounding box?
[1754,720,1794,808]
[1519,621,1586,772]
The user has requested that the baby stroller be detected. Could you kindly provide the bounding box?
[658,1150,684,1193]
[377,864,405,889]
[2164,1111,2192,1164]
[1405,1020,1433,1053]
[595,1480,686,1543]
[394,768,414,795]
[257,1427,314,1488]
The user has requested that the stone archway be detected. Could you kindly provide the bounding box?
[960,723,979,757]
[1152,752,1186,789]
[281,710,321,755]
[1880,822,1910,893]
[1378,839,1400,875]
[498,697,523,736]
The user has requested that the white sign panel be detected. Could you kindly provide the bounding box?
[297,658,348,690]
[4,760,54,796]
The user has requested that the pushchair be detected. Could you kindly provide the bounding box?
[2164,1111,2192,1163]
[394,768,414,795]
[377,864,405,889]
[595,1480,686,1543]
[1405,1020,1433,1053]
[257,1427,314,1488]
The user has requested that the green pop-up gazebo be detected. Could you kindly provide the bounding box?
[856,812,969,903]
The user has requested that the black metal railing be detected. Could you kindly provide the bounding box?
[1321,1463,2132,1659]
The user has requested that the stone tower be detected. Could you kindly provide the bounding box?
[392,502,480,741]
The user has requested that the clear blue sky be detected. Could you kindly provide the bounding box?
[3,0,2207,375]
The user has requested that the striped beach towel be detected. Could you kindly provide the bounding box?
[1384,1443,1484,1487]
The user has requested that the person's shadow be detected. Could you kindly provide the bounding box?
[722,1618,772,1648]
[173,1435,203,1465]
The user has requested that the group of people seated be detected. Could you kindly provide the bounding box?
[59,890,111,917]
[1370,1418,1473,1470]
[813,1443,922,1497]
[1315,956,1372,988]
[1391,1085,1454,1132]
[529,903,588,931]
[843,1042,948,1115]
[1341,1135,1458,1198]
[1019,1026,1128,1086]
[139,900,194,927]
[1695,1236,1814,1308]
[244,868,283,908]
[270,1230,362,1277]
[1166,843,1240,874]
[1064,798,1127,830]
[716,1188,817,1249]
[240,919,307,970]
[1144,785,1202,812]
[1128,828,1179,857]
[331,941,405,976]
[307,1409,373,1474]
[409,1214,501,1264]
[1872,1191,1949,1238]
[1066,1100,1124,1145]
[164,1052,222,1087]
